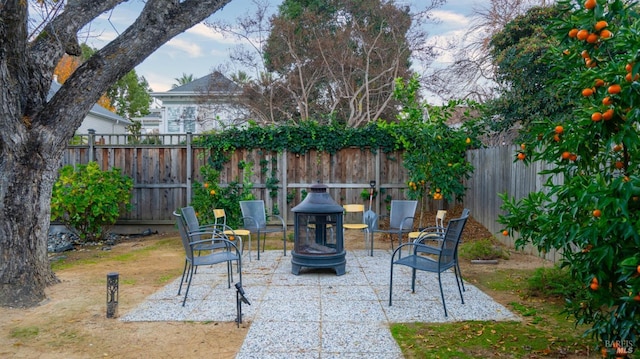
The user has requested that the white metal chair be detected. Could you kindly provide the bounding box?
[239,200,287,259]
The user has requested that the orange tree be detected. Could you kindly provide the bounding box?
[381,75,481,204]
[498,0,639,356]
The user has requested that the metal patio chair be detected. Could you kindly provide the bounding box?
[174,211,242,306]
[239,200,287,259]
[389,209,469,317]
[370,200,417,257]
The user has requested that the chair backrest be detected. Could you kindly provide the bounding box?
[239,200,267,229]
[174,211,194,261]
[343,204,365,224]
[180,206,200,232]
[435,210,446,228]
[389,200,418,229]
[213,208,227,227]
[438,210,470,266]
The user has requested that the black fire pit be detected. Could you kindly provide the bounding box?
[291,183,345,275]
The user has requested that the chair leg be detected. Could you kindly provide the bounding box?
[182,265,196,307]
[411,268,417,293]
[178,260,189,295]
[438,271,448,317]
[456,261,466,292]
[257,231,262,260]
[283,230,287,256]
[389,260,395,306]
[454,267,465,304]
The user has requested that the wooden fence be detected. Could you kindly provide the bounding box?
[61,132,415,226]
[61,133,560,260]
[464,145,563,261]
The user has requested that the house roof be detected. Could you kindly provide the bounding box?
[151,71,241,98]
[48,81,132,125]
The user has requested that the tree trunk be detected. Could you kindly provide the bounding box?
[0,144,60,307]
[0,0,232,308]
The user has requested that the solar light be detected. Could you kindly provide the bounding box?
[235,282,250,327]
[106,272,119,318]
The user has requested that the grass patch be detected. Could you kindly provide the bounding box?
[391,265,598,358]
[459,237,510,261]
[391,320,590,359]
[51,237,181,271]
[10,326,39,339]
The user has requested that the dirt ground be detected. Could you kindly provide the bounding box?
[0,209,550,358]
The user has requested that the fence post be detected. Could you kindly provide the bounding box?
[186,132,192,204]
[88,129,95,162]
[281,150,288,225]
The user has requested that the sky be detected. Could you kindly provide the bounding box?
[83,0,480,95]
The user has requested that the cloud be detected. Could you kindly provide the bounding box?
[432,10,471,27]
[166,38,203,58]
[186,23,243,45]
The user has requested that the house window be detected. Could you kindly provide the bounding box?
[166,106,197,133]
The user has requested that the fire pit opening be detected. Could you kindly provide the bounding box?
[291,183,345,275]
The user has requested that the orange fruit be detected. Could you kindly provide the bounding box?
[584,0,596,9]
[591,277,599,284]
[626,73,639,82]
[568,28,579,38]
[553,134,561,142]
[614,161,624,169]
[555,125,564,134]
[502,230,509,236]
[626,63,633,72]
[582,88,594,97]
[517,152,526,161]
[594,20,608,31]
[603,108,614,121]
[562,151,571,159]
[203,182,209,188]
[600,29,613,39]
[520,143,526,150]
[562,49,571,56]
[581,50,590,59]
[613,144,622,152]
[576,29,589,41]
[209,189,216,195]
[593,209,602,217]
[634,294,640,301]
[594,78,605,87]
[637,264,640,274]
[602,96,613,106]
[586,33,599,43]
[570,154,578,161]
[608,84,622,94]
[590,282,599,290]
[577,29,589,40]
[585,58,597,68]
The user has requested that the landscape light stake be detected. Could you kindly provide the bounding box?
[106,272,119,318]
[235,282,250,327]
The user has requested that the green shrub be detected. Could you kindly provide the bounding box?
[459,237,510,261]
[190,163,254,228]
[527,265,582,300]
[51,162,132,241]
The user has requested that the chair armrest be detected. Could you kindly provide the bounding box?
[413,242,440,256]
[189,236,242,254]
[240,216,259,230]
[398,216,415,232]
[267,214,286,228]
